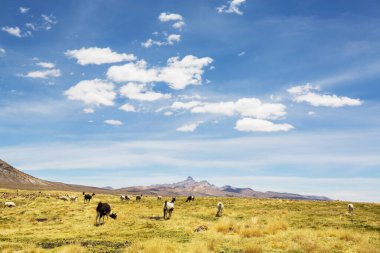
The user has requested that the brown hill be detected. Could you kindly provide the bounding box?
[0,159,53,188]
[0,159,110,193]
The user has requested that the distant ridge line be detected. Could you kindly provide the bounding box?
[0,159,330,200]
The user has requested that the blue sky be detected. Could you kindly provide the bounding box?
[1,0,379,202]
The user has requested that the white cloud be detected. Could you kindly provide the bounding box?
[41,14,57,30]
[19,7,30,14]
[235,118,294,132]
[293,93,362,107]
[217,0,246,15]
[158,12,183,22]
[178,94,203,100]
[159,55,213,89]
[65,47,137,65]
[167,34,181,44]
[235,98,286,119]
[192,101,236,116]
[104,119,123,126]
[119,82,171,101]
[141,39,155,48]
[36,62,55,69]
[83,108,95,114]
[25,69,61,79]
[176,121,203,132]
[64,79,116,106]
[173,21,185,29]
[288,84,362,107]
[287,83,317,95]
[158,12,185,30]
[238,51,246,56]
[164,111,173,116]
[107,60,159,83]
[24,14,57,33]
[191,98,287,119]
[308,111,316,116]
[2,26,22,37]
[141,34,181,48]
[0,48,5,56]
[26,23,36,30]
[171,101,204,110]
[107,55,213,90]
[119,103,137,112]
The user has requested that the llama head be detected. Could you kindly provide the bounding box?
[171,197,176,202]
[92,193,95,196]
[110,212,117,219]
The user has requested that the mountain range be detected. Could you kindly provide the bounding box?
[0,159,330,200]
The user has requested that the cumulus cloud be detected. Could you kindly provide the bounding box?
[288,84,362,107]
[2,26,22,37]
[36,62,55,69]
[159,12,183,22]
[25,69,61,79]
[64,79,116,106]
[235,118,294,132]
[173,21,185,29]
[19,7,30,14]
[217,0,246,15]
[159,55,213,89]
[158,12,185,30]
[0,48,5,56]
[164,111,173,116]
[141,34,181,48]
[119,103,137,112]
[107,55,213,90]
[167,34,181,44]
[104,119,123,126]
[65,47,137,65]
[119,83,171,101]
[176,121,203,132]
[190,98,287,119]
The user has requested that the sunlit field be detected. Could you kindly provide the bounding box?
[1,189,379,253]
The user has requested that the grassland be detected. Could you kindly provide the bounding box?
[0,189,379,253]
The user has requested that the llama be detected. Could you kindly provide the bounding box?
[58,195,70,201]
[216,202,224,217]
[120,195,131,201]
[163,198,176,220]
[348,203,354,214]
[96,202,117,225]
[186,195,195,202]
[4,201,16,207]
[68,195,78,201]
[157,195,162,200]
[83,192,95,203]
[136,194,142,201]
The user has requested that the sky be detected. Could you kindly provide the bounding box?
[0,0,379,202]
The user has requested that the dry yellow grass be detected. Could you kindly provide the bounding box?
[0,188,379,252]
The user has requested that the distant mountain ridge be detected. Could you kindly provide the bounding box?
[119,176,330,201]
[0,159,330,200]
